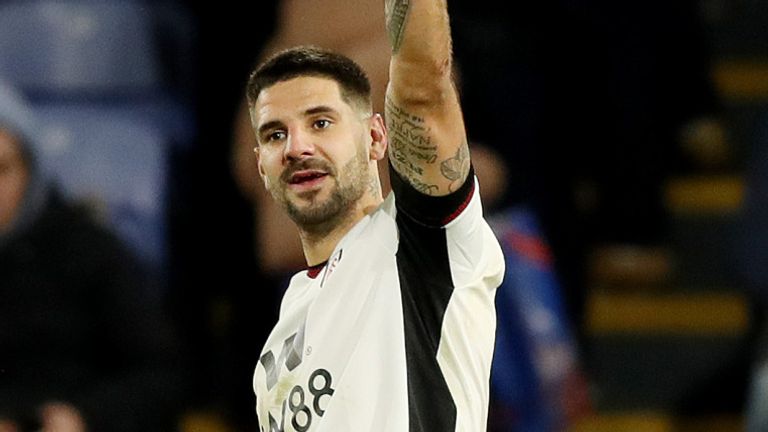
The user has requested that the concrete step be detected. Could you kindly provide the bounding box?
[713,59,768,103]
[589,245,675,290]
[586,291,749,337]
[664,175,744,216]
[583,290,752,412]
[572,412,742,432]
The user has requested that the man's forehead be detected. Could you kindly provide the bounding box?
[252,76,346,121]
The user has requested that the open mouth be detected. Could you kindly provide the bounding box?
[288,170,328,185]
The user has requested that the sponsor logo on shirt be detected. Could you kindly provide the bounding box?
[259,329,336,431]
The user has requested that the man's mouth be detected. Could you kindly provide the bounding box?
[288,170,329,185]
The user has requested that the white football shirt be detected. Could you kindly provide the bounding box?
[254,167,505,431]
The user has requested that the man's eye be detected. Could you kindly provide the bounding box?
[266,131,286,142]
[313,119,331,129]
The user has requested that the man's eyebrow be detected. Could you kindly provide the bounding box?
[305,105,338,116]
[257,120,283,137]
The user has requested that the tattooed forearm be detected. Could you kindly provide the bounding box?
[385,99,430,146]
[385,99,437,162]
[390,146,425,176]
[390,149,439,196]
[440,142,470,192]
[385,0,410,53]
[386,98,441,194]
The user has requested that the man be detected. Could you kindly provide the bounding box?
[247,0,505,430]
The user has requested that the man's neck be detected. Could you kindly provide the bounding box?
[299,198,382,267]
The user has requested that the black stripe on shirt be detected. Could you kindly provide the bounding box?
[396,199,458,431]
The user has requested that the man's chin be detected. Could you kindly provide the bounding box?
[285,189,327,210]
[285,197,339,226]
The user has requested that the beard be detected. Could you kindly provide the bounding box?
[269,146,370,233]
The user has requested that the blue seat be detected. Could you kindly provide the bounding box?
[33,103,170,269]
[0,0,161,97]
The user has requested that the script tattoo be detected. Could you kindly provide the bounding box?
[409,177,440,195]
[386,98,440,195]
[385,0,410,52]
[440,142,470,192]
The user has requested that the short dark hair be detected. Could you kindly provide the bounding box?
[246,46,372,112]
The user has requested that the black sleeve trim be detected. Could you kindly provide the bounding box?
[389,162,476,227]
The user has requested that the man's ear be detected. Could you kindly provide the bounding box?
[369,113,388,161]
[254,146,269,188]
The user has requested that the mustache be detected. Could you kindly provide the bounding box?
[280,158,335,183]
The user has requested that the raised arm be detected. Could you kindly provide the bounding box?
[385,0,470,196]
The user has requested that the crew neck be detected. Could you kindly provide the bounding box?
[306,261,327,279]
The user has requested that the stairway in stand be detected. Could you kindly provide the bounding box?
[575,1,768,429]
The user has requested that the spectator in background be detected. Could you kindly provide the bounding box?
[0,82,185,432]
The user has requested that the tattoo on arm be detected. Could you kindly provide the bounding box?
[408,178,440,195]
[440,142,470,192]
[385,0,410,53]
[385,98,441,195]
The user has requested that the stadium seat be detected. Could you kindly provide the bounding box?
[33,103,170,269]
[0,0,161,97]
[0,0,197,145]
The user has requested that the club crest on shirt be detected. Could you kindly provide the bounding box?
[320,248,343,288]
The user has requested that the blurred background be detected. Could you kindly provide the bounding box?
[0,0,766,431]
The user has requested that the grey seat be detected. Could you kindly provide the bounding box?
[0,0,161,97]
[34,102,170,268]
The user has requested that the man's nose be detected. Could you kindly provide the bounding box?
[283,127,315,161]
